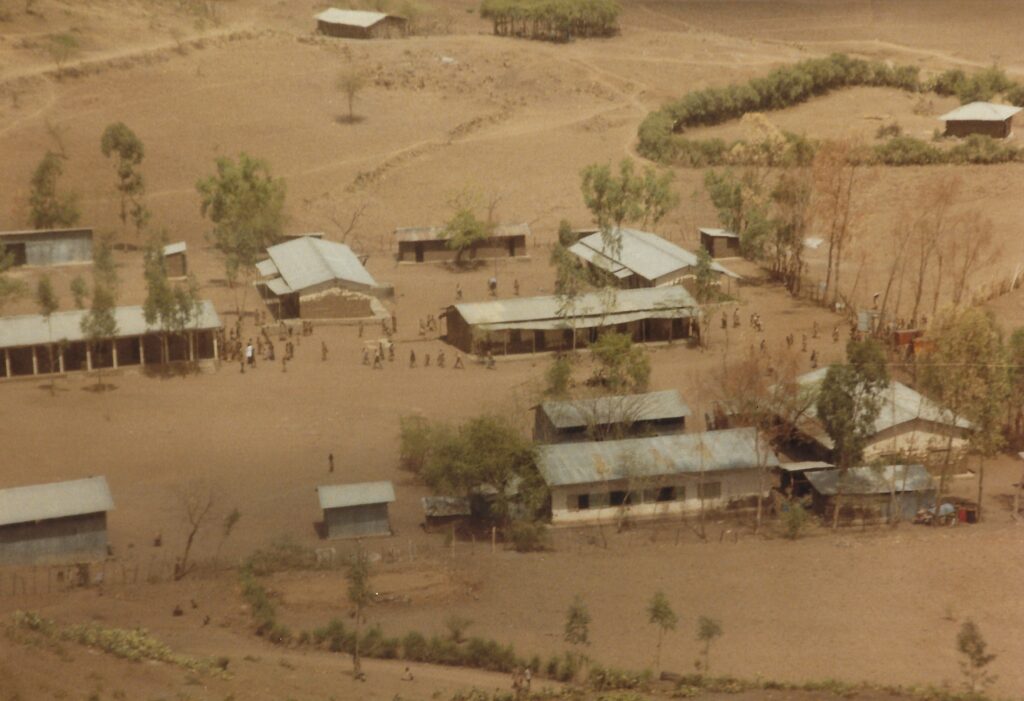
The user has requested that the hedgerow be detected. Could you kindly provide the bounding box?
[638,54,1024,167]
[480,0,620,41]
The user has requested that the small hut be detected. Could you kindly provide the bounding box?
[162,241,188,278]
[421,496,471,532]
[0,476,114,564]
[805,465,936,523]
[939,102,1022,138]
[318,481,395,539]
[315,8,408,39]
[699,227,741,258]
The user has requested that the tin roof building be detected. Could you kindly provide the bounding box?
[318,481,395,539]
[939,101,1022,138]
[535,389,691,443]
[256,236,391,321]
[315,8,408,39]
[568,228,739,288]
[0,476,114,564]
[444,286,701,355]
[0,227,92,267]
[394,223,530,263]
[537,427,777,525]
[806,464,936,523]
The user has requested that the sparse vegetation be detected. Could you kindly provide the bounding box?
[480,0,620,41]
[956,619,997,693]
[336,69,367,123]
[100,122,149,236]
[28,150,80,230]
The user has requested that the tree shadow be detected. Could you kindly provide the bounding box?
[335,114,366,125]
[35,382,70,393]
[82,382,117,393]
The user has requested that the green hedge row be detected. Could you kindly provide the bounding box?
[479,0,620,41]
[638,54,1024,167]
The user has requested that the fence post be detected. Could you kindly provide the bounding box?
[491,527,496,554]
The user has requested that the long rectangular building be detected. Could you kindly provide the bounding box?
[394,223,530,263]
[0,227,92,267]
[0,301,221,379]
[444,286,700,355]
[537,427,778,526]
[0,476,114,564]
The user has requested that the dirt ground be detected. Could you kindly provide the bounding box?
[2,1,1024,699]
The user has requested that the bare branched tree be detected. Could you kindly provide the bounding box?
[174,482,217,580]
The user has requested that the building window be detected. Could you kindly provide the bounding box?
[609,490,633,506]
[697,482,722,500]
[576,494,590,510]
[590,492,610,508]
[658,486,679,502]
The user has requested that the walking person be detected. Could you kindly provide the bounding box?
[437,349,446,368]
[321,341,328,362]
[328,453,334,473]
[409,350,417,368]
[246,340,255,368]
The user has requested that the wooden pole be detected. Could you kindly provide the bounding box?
[491,526,496,554]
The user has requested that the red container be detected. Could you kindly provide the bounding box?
[958,508,968,523]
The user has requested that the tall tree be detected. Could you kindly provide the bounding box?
[704,168,771,261]
[695,616,723,675]
[646,591,677,670]
[581,158,677,257]
[80,236,119,389]
[768,168,811,293]
[908,175,959,325]
[0,246,25,313]
[196,153,285,317]
[694,247,717,303]
[28,151,80,230]
[345,545,372,680]
[100,122,149,236]
[816,338,889,528]
[920,307,1007,522]
[811,139,859,307]
[35,276,59,393]
[337,69,367,123]
[143,230,203,367]
[69,275,88,309]
[442,206,491,265]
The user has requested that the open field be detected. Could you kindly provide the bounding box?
[2,1,1024,700]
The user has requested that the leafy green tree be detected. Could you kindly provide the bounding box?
[956,619,997,693]
[100,122,149,236]
[337,69,367,123]
[47,33,78,75]
[196,153,285,316]
[28,151,80,229]
[414,414,545,526]
[768,169,811,293]
[564,594,591,682]
[704,169,771,260]
[545,354,573,397]
[694,247,717,303]
[921,307,1007,522]
[443,206,491,265]
[0,247,25,313]
[695,616,722,675]
[580,158,677,256]
[589,331,650,393]
[646,591,677,670]
[143,230,203,367]
[80,236,118,389]
[345,546,372,680]
[35,276,59,393]
[69,275,88,309]
[1006,327,1024,442]
[816,338,889,528]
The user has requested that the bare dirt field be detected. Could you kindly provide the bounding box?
[2,1,1024,700]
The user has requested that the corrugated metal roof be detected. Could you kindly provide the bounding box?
[315,8,390,27]
[0,300,221,350]
[541,389,691,430]
[0,227,92,240]
[699,227,739,239]
[264,278,293,296]
[0,476,114,527]
[797,368,972,447]
[569,228,740,282]
[776,461,833,473]
[421,496,471,517]
[394,223,530,244]
[453,286,698,327]
[806,464,933,496]
[261,236,378,293]
[939,101,1022,122]
[162,241,186,256]
[318,481,395,510]
[537,428,778,487]
[255,259,279,277]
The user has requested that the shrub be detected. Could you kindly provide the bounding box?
[243,536,317,575]
[782,500,810,539]
[506,520,551,552]
[948,134,1020,164]
[875,122,902,139]
[402,631,429,661]
[871,136,943,166]
[588,665,652,691]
